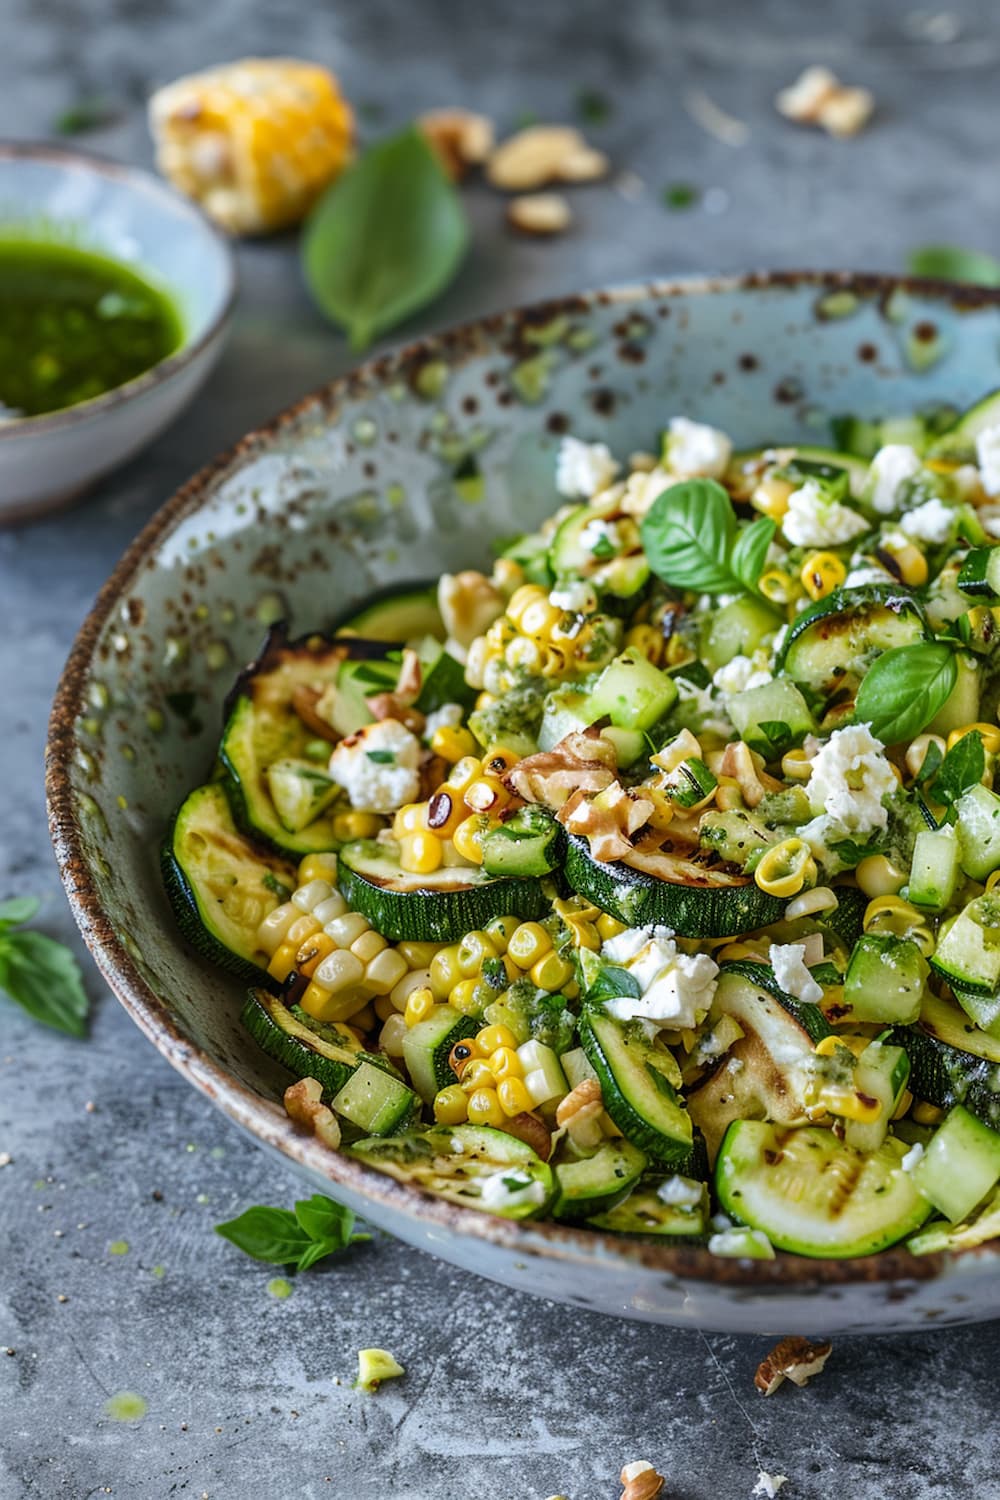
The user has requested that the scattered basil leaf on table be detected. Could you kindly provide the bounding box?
[0,898,89,1036]
[215,1194,370,1271]
[931,731,987,807]
[640,478,774,596]
[663,183,699,211]
[302,126,469,351]
[906,245,1000,287]
[852,641,957,745]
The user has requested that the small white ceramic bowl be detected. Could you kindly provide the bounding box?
[0,142,236,523]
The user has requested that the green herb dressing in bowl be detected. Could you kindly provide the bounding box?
[0,241,183,418]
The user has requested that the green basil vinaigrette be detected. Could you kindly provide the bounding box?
[0,241,182,418]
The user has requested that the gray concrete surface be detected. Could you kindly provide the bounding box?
[3,1,1000,1495]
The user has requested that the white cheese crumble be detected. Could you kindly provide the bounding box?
[549,578,599,613]
[656,1175,704,1207]
[664,416,732,478]
[674,676,733,738]
[712,653,773,696]
[865,443,922,514]
[752,1472,789,1499]
[555,435,620,498]
[579,517,623,557]
[976,422,1000,497]
[479,1169,547,1213]
[707,1227,775,1259]
[769,942,823,1006]
[328,718,423,813]
[601,925,718,1031]
[781,479,868,547]
[423,702,464,740]
[844,562,894,589]
[901,1141,925,1173]
[803,723,897,835]
[899,496,956,544]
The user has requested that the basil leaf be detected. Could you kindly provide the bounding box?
[829,838,882,868]
[302,126,469,351]
[853,641,957,745]
[366,749,396,764]
[215,1206,312,1265]
[730,516,776,594]
[0,928,89,1036]
[932,732,986,806]
[907,245,1000,287]
[914,737,945,787]
[757,720,792,753]
[586,964,641,1005]
[640,479,739,593]
[293,1194,368,1251]
[0,896,40,929]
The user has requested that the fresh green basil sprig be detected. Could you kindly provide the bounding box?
[852,641,957,746]
[216,1194,370,1272]
[639,478,776,597]
[931,731,986,806]
[907,245,1000,287]
[0,898,90,1036]
[302,126,469,351]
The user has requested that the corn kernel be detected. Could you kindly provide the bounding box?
[325,912,369,948]
[332,810,383,841]
[399,831,444,874]
[300,980,370,1024]
[457,930,499,977]
[507,921,552,968]
[287,913,322,946]
[404,986,436,1027]
[506,583,548,627]
[477,1023,518,1053]
[431,725,478,763]
[314,948,366,991]
[390,966,434,1010]
[433,1084,469,1125]
[799,551,846,601]
[751,473,794,520]
[596,913,627,941]
[449,978,486,1016]
[855,854,907,899]
[313,893,348,925]
[459,1059,495,1095]
[447,756,483,793]
[267,940,298,983]
[624,624,663,664]
[378,1013,408,1057]
[351,929,387,964]
[466,1087,504,1126]
[530,950,575,991]
[393,803,425,837]
[497,1077,533,1117]
[947,722,1000,755]
[464,776,511,814]
[485,914,520,952]
[483,747,521,775]
[350,1002,376,1033]
[257,901,299,955]
[297,852,339,884]
[430,946,462,1000]
[489,1045,523,1081]
[365,947,408,996]
[505,635,543,673]
[452,814,488,864]
[758,567,795,605]
[913,1100,945,1125]
[295,931,336,977]
[397,941,442,967]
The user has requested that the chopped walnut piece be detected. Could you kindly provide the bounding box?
[775,65,874,137]
[718,741,783,808]
[284,1078,341,1151]
[418,108,495,179]
[555,1078,605,1152]
[559,779,655,863]
[486,124,608,191]
[499,1111,553,1160]
[291,683,339,741]
[754,1335,833,1396]
[365,692,426,735]
[505,731,617,809]
[507,192,572,236]
[619,1460,666,1499]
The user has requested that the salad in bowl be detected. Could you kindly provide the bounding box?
[162,388,1000,1265]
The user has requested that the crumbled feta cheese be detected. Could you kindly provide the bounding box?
[664,416,732,479]
[329,718,423,813]
[579,517,623,558]
[555,435,620,498]
[674,676,733,738]
[656,1175,704,1207]
[601,924,718,1031]
[707,1227,775,1259]
[752,1472,789,1499]
[479,1169,547,1213]
[865,444,922,514]
[712,653,773,695]
[549,578,598,613]
[899,496,956,545]
[781,479,868,547]
[901,1142,925,1173]
[804,723,897,834]
[844,563,894,589]
[423,702,464,740]
[980,505,1000,539]
[976,422,1000,497]
[769,942,823,1006]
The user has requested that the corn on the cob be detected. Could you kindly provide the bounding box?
[464,583,623,695]
[149,58,354,234]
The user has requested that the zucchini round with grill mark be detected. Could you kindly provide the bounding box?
[161,783,296,982]
[891,992,1000,1130]
[563,832,784,938]
[587,1179,708,1238]
[241,988,392,1097]
[716,1121,931,1258]
[551,1139,647,1221]
[579,1010,693,1164]
[777,584,930,699]
[730,444,870,499]
[348,1124,553,1218]
[337,838,547,942]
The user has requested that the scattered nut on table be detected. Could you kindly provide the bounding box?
[775,65,874,137]
[486,124,608,190]
[507,192,572,235]
[754,1334,833,1395]
[619,1459,666,1498]
[418,108,495,178]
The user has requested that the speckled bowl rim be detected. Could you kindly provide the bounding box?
[47,270,1000,1296]
[0,140,237,440]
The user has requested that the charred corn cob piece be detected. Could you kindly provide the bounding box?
[149,58,353,234]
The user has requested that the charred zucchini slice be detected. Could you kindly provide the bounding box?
[777,584,930,699]
[349,1124,553,1218]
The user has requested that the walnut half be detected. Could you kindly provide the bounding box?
[619,1460,666,1499]
[754,1335,833,1396]
[284,1077,341,1151]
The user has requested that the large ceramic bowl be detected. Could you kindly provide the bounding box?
[48,272,1000,1334]
[0,142,235,522]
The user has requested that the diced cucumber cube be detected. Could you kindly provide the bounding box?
[932,895,1000,993]
[843,933,926,1025]
[586,648,678,731]
[700,596,781,674]
[908,824,960,911]
[912,1105,1000,1222]
[844,1040,910,1154]
[538,687,593,751]
[956,783,1000,881]
[332,1060,415,1135]
[561,1046,599,1090]
[266,759,339,833]
[726,678,814,757]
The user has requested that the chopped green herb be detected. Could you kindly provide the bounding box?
[663,182,699,210]
[0,899,89,1037]
[215,1194,371,1272]
[366,749,396,764]
[575,88,612,124]
[54,96,119,135]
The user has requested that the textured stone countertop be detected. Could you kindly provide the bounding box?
[3,2,1000,1496]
